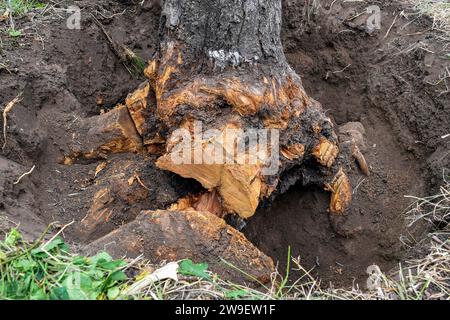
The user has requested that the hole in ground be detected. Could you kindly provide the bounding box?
[244,184,410,287]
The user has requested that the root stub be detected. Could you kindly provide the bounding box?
[83,209,275,283]
[64,105,143,163]
[326,168,353,215]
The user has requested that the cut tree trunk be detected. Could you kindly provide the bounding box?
[143,0,352,218]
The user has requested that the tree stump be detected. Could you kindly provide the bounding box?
[143,0,352,218]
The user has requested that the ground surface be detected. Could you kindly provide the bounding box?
[0,0,449,287]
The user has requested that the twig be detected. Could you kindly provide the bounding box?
[95,9,127,20]
[325,64,351,80]
[7,0,15,30]
[135,174,151,191]
[91,14,144,76]
[384,13,400,40]
[42,220,75,249]
[353,177,366,195]
[431,236,450,251]
[2,92,23,152]
[91,14,117,51]
[13,165,35,185]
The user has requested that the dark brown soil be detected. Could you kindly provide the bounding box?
[0,0,449,287]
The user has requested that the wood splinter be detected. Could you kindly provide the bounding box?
[64,105,143,164]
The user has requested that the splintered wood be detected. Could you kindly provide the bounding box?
[68,0,356,234]
[125,81,150,136]
[64,105,142,164]
[326,168,352,215]
[84,210,275,283]
[156,121,268,218]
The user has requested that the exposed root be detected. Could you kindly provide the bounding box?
[125,81,152,137]
[169,190,224,218]
[352,144,370,176]
[2,92,23,152]
[132,174,151,192]
[312,137,339,168]
[325,168,353,215]
[156,121,266,218]
[84,209,275,284]
[13,164,35,185]
[94,162,107,177]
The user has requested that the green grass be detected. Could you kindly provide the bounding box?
[3,222,447,300]
[0,228,129,300]
[0,226,271,300]
[0,0,45,17]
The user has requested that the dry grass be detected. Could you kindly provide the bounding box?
[0,0,449,301]
[411,0,450,28]
[406,172,450,227]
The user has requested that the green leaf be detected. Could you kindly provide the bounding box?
[13,258,38,272]
[109,270,127,282]
[73,256,88,265]
[4,228,21,245]
[50,287,70,300]
[89,252,113,265]
[104,270,127,289]
[224,289,250,300]
[8,29,22,38]
[178,259,210,280]
[87,268,105,279]
[43,237,69,252]
[35,3,46,9]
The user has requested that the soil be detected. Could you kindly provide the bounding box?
[0,0,449,287]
